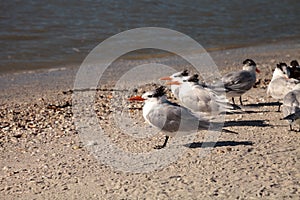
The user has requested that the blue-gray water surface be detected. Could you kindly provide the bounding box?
[1,0,300,73]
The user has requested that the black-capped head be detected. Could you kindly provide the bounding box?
[276,62,288,70]
[186,74,199,83]
[141,86,166,100]
[153,86,166,97]
[276,62,290,77]
[290,60,299,68]
[181,69,189,77]
[170,70,189,79]
[243,59,256,66]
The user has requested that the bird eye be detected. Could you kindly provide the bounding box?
[148,95,153,98]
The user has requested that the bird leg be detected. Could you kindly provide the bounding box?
[289,124,293,131]
[232,97,235,105]
[154,135,169,149]
[239,96,243,105]
[277,103,281,112]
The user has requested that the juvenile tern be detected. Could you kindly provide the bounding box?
[218,59,260,105]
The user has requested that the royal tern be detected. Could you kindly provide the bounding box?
[128,86,236,149]
[218,59,260,105]
[282,88,300,131]
[160,70,189,99]
[267,63,300,111]
[167,74,240,115]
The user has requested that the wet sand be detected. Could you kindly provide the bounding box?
[0,42,299,199]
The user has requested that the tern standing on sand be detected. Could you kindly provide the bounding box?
[282,88,300,131]
[267,63,300,111]
[218,59,260,105]
[167,74,239,115]
[128,86,236,149]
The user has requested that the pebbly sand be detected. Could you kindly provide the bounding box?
[0,41,299,199]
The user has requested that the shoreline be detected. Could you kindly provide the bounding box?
[1,39,300,101]
[1,37,300,76]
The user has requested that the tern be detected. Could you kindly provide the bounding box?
[282,88,300,131]
[160,70,189,99]
[128,86,236,149]
[167,74,240,115]
[267,63,300,111]
[215,59,260,105]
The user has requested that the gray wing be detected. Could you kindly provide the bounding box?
[283,89,300,119]
[146,103,181,132]
[146,101,209,133]
[180,85,234,113]
[222,71,255,93]
[268,78,300,100]
[202,86,235,111]
[179,86,213,113]
[205,82,228,94]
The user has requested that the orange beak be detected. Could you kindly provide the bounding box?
[160,76,172,81]
[128,96,146,101]
[166,81,181,85]
[256,68,260,73]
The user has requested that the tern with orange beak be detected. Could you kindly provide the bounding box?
[166,74,240,116]
[128,86,236,149]
[160,70,189,99]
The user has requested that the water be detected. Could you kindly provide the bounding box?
[1,0,300,73]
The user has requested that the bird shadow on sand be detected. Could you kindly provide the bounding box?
[243,101,281,108]
[224,120,270,127]
[184,141,253,148]
[225,110,270,115]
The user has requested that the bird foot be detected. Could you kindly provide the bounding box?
[154,145,166,149]
[154,136,169,149]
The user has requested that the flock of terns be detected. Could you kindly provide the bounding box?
[128,59,300,149]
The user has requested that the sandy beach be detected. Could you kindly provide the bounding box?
[0,42,299,199]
